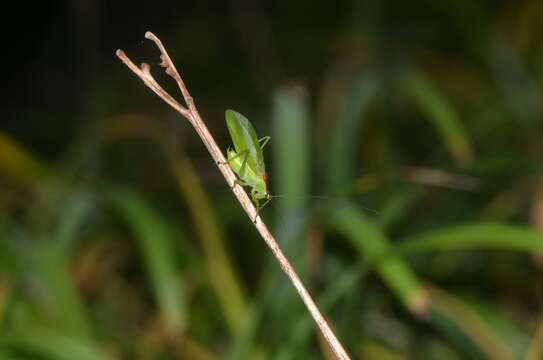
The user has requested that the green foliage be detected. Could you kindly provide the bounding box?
[108,189,187,335]
[2,1,543,358]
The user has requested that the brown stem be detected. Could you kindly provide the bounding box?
[116,32,351,360]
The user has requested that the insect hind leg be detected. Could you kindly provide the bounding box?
[232,178,248,189]
[218,149,248,165]
[237,150,251,178]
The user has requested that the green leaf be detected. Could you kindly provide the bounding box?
[168,150,248,337]
[108,189,187,334]
[272,84,311,264]
[400,223,543,253]
[273,84,311,223]
[277,263,368,359]
[428,286,517,360]
[2,325,112,360]
[55,190,95,251]
[327,75,378,192]
[38,245,92,337]
[403,71,473,166]
[328,201,427,314]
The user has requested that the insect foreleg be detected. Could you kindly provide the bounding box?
[258,136,271,150]
[257,197,271,213]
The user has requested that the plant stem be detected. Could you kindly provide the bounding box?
[116,32,351,360]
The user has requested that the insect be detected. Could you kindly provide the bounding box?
[223,109,272,215]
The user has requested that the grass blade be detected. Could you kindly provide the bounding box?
[108,190,187,334]
[428,285,516,360]
[328,200,427,314]
[167,148,248,337]
[400,223,543,253]
[38,245,92,337]
[101,115,249,337]
[403,71,473,166]
[272,84,311,273]
[278,263,368,359]
[2,325,112,360]
[326,75,378,192]
[55,191,94,251]
[273,84,311,218]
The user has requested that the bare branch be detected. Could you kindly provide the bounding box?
[116,32,351,360]
[116,50,191,119]
[143,32,193,108]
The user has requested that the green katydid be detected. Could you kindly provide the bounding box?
[223,109,272,214]
[222,110,378,219]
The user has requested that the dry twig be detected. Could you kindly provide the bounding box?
[116,32,351,359]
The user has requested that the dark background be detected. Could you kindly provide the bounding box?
[2,1,543,359]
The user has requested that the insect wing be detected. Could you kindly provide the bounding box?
[225,110,265,173]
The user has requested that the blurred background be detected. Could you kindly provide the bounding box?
[2,1,543,359]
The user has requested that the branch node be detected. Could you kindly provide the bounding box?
[141,62,150,72]
[165,67,176,78]
[160,55,169,68]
